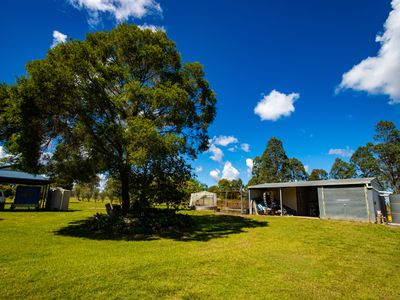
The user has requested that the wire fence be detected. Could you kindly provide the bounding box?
[215,191,249,213]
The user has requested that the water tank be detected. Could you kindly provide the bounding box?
[389,194,400,224]
[46,188,71,211]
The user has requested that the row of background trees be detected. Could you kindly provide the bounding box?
[78,119,399,202]
[248,121,400,193]
[147,120,399,199]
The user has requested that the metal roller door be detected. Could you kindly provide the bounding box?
[323,186,368,221]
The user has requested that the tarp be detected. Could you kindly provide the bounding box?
[14,185,42,206]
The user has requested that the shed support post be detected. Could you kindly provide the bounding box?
[248,189,252,214]
[364,185,371,222]
[280,188,283,216]
[321,186,326,217]
[240,190,243,214]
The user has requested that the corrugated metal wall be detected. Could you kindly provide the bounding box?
[389,194,400,224]
[250,183,381,222]
[318,185,371,222]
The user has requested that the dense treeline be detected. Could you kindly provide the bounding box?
[249,121,400,192]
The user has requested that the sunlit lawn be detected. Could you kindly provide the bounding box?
[0,198,399,299]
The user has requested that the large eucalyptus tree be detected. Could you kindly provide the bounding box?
[0,24,216,210]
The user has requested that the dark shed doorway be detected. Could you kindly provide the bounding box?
[296,187,319,217]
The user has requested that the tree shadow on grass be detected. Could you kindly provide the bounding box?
[54,214,268,242]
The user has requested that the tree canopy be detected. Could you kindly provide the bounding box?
[0,24,216,211]
[329,158,355,180]
[249,137,308,185]
[373,121,400,192]
[350,143,380,179]
[346,121,400,192]
[309,169,328,181]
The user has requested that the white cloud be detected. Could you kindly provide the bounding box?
[213,135,238,146]
[209,169,220,182]
[68,0,162,26]
[241,143,250,152]
[138,23,165,32]
[208,144,223,162]
[304,165,309,173]
[221,161,240,181]
[254,89,299,121]
[328,146,354,158]
[207,135,239,160]
[195,166,203,173]
[51,30,67,48]
[338,0,400,103]
[246,158,253,177]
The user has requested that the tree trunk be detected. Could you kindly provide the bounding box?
[121,173,130,212]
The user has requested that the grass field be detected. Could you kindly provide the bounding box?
[0,198,399,299]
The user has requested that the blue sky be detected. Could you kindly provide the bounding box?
[1,0,400,187]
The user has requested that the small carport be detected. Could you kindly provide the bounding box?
[0,169,51,209]
[248,178,388,223]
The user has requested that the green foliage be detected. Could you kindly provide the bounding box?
[215,178,243,199]
[249,137,308,184]
[251,137,288,184]
[73,178,100,202]
[373,121,400,193]
[350,143,379,177]
[309,169,328,181]
[0,82,43,171]
[104,177,122,201]
[99,192,107,202]
[217,178,243,191]
[87,209,194,236]
[286,157,308,181]
[182,178,207,203]
[207,185,219,193]
[0,184,15,198]
[0,24,216,210]
[329,158,356,179]
[348,121,400,192]
[217,178,231,191]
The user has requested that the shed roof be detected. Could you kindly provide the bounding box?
[249,178,378,189]
[0,169,50,185]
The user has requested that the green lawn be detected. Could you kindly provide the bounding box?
[0,199,399,299]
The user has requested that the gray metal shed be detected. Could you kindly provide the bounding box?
[248,178,388,223]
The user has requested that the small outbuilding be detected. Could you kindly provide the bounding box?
[248,178,388,223]
[189,191,217,210]
[0,169,51,209]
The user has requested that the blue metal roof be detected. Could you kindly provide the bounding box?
[0,169,50,184]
